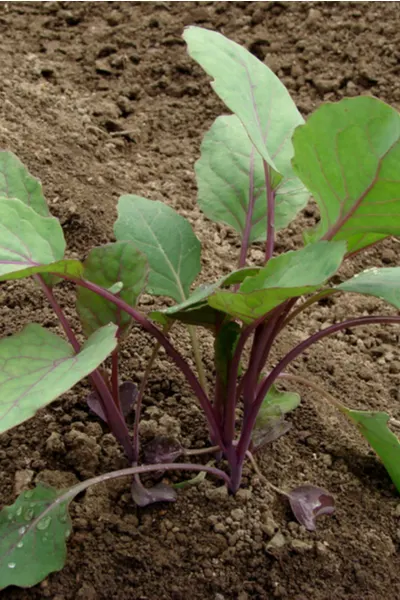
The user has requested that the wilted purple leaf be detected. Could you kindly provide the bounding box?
[143,436,183,465]
[288,485,335,531]
[86,381,137,422]
[131,475,177,507]
[251,418,292,452]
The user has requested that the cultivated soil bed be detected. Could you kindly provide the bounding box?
[1,2,400,599]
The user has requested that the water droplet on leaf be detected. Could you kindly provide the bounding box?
[24,490,33,499]
[24,509,34,521]
[16,542,23,549]
[8,562,16,569]
[36,516,51,530]
[16,507,22,516]
[65,529,71,538]
[18,526,26,535]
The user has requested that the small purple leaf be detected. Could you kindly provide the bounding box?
[119,381,138,415]
[86,381,137,423]
[288,485,335,531]
[143,436,183,465]
[131,476,177,507]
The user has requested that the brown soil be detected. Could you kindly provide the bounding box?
[1,2,400,599]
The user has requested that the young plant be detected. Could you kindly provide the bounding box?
[1,26,400,589]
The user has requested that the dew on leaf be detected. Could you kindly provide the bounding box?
[18,526,26,535]
[24,508,34,521]
[65,529,71,538]
[36,516,51,531]
[8,562,16,569]
[16,507,22,516]
[24,490,34,499]
[16,541,23,548]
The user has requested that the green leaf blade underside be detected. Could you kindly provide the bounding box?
[150,268,260,329]
[184,27,304,173]
[292,97,400,252]
[337,267,400,309]
[0,484,72,590]
[344,409,400,492]
[114,195,201,303]
[76,242,148,336]
[256,385,301,427]
[0,323,118,434]
[196,115,309,241]
[0,151,49,217]
[0,198,67,281]
[209,241,347,323]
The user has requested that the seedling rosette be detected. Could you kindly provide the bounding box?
[1,27,400,589]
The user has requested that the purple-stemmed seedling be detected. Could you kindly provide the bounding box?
[1,26,400,590]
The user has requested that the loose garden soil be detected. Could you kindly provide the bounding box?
[1,2,400,599]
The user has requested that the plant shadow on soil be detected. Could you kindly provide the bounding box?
[0,2,400,599]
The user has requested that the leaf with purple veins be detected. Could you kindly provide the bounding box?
[288,485,335,531]
[87,381,137,422]
[131,476,177,507]
[143,436,183,465]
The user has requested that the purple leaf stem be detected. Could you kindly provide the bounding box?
[34,274,134,461]
[111,348,121,412]
[238,147,256,268]
[264,160,275,263]
[237,314,400,463]
[58,274,224,452]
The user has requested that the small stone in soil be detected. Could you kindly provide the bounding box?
[14,469,34,495]
[266,531,286,550]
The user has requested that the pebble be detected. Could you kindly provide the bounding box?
[291,539,314,552]
[389,361,400,374]
[260,515,278,538]
[231,508,245,521]
[266,531,286,550]
[46,431,65,454]
[235,488,252,503]
[14,469,34,495]
[206,485,229,502]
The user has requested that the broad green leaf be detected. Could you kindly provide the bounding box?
[0,484,71,590]
[215,322,241,385]
[344,409,400,492]
[150,268,259,328]
[0,198,74,281]
[184,27,303,173]
[114,195,201,303]
[256,385,301,426]
[196,115,309,241]
[209,241,346,323]
[0,323,118,434]
[337,267,400,308]
[76,242,148,336]
[0,151,48,217]
[292,97,400,252]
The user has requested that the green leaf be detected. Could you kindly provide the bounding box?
[209,241,347,323]
[344,409,400,492]
[215,322,241,385]
[114,195,201,303]
[256,385,301,426]
[184,27,303,173]
[76,242,148,336]
[196,115,309,241]
[150,268,260,329]
[0,198,77,281]
[0,323,118,434]
[0,484,72,590]
[336,267,400,309]
[0,151,48,217]
[292,97,400,252]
